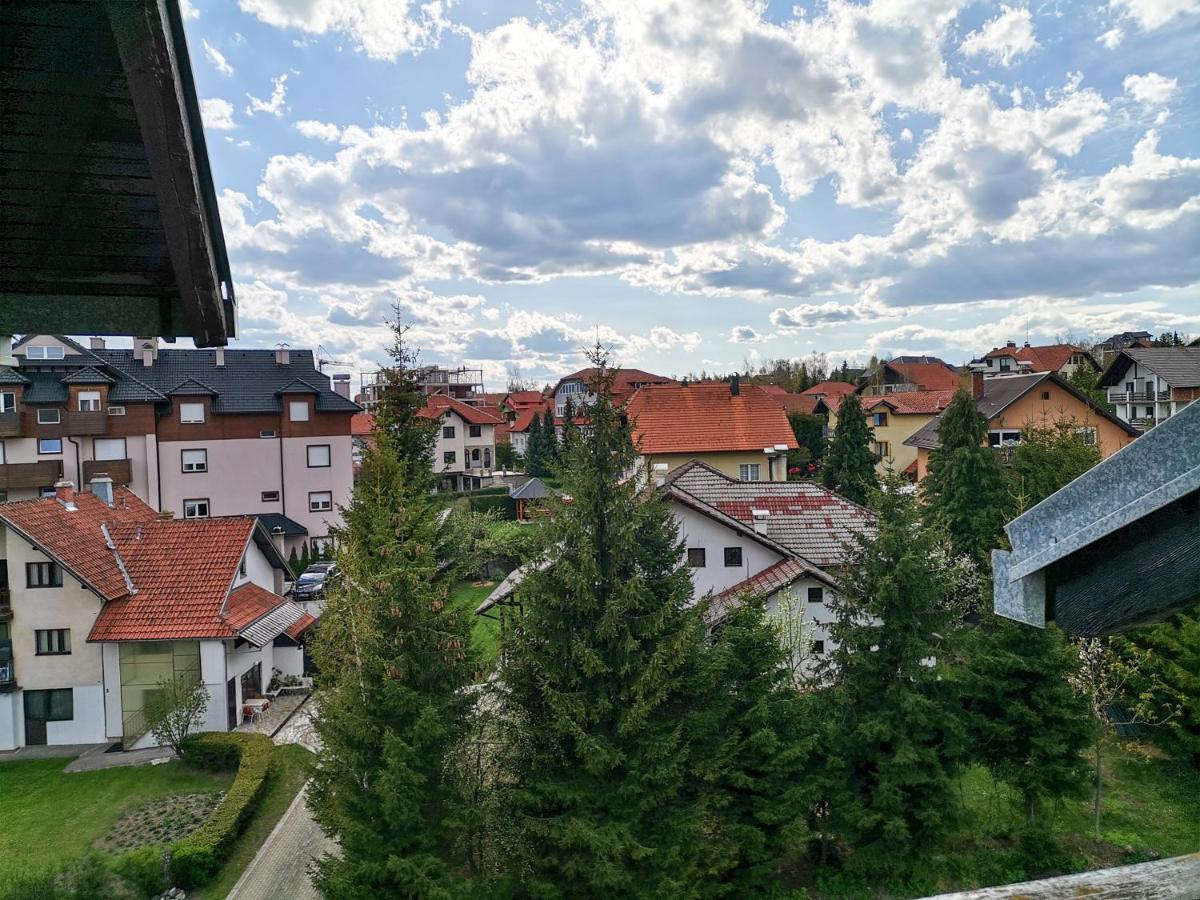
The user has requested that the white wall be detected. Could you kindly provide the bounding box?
[102,643,122,741]
[198,639,228,734]
[274,645,304,678]
[45,684,106,744]
[281,435,353,542]
[431,410,467,475]
[764,579,836,674]
[670,502,785,599]
[0,693,20,751]
[159,437,281,521]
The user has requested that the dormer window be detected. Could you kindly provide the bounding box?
[25,346,65,360]
[77,391,101,412]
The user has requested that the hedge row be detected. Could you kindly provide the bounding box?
[169,731,274,887]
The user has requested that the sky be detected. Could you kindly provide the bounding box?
[182,0,1200,389]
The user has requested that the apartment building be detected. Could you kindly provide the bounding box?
[0,481,311,750]
[0,335,358,557]
[1097,348,1200,431]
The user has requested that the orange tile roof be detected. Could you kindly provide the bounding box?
[223,581,285,631]
[511,403,551,433]
[775,393,819,415]
[886,361,960,391]
[626,383,798,455]
[863,389,956,415]
[555,367,675,404]
[759,384,788,395]
[0,489,157,601]
[982,343,1085,374]
[286,611,317,640]
[800,381,856,398]
[418,394,504,426]
[503,390,545,410]
[350,411,376,435]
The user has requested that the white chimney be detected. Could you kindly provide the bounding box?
[652,461,669,487]
[275,344,290,366]
[0,335,15,368]
[90,337,106,351]
[89,475,114,507]
[214,348,225,367]
[137,337,158,367]
[54,480,77,511]
[751,508,769,535]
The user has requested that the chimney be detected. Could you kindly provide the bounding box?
[270,525,286,557]
[275,344,290,366]
[751,508,769,535]
[972,370,984,399]
[1006,341,1016,350]
[89,475,114,507]
[214,348,225,367]
[332,373,351,399]
[54,480,76,508]
[137,337,158,367]
[0,335,15,368]
[90,337,106,351]
[730,374,740,397]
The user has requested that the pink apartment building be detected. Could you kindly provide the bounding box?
[0,335,358,556]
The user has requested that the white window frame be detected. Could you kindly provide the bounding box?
[987,429,1022,447]
[259,429,276,439]
[0,443,5,465]
[309,491,333,512]
[0,392,15,413]
[181,448,208,473]
[1074,426,1098,447]
[261,490,280,503]
[738,464,760,481]
[37,408,60,425]
[180,402,205,424]
[306,444,331,468]
[289,401,310,422]
[77,391,101,412]
[183,498,210,519]
[107,406,126,417]
[93,437,127,461]
[25,346,64,360]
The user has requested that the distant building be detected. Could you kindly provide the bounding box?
[859,390,957,478]
[356,365,487,410]
[1097,348,1200,431]
[858,357,960,395]
[552,367,675,418]
[420,396,503,491]
[971,341,1099,378]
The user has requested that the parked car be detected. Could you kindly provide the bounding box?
[291,563,339,601]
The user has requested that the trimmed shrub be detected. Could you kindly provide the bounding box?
[467,493,515,519]
[110,845,170,898]
[171,732,273,887]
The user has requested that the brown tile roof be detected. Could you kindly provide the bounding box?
[0,489,157,601]
[886,361,960,391]
[418,395,504,426]
[350,411,375,435]
[626,383,798,455]
[511,403,551,433]
[503,390,546,410]
[984,343,1088,373]
[775,393,820,415]
[555,367,675,404]
[286,611,317,639]
[710,557,834,619]
[864,389,956,415]
[759,384,788,395]
[800,381,856,398]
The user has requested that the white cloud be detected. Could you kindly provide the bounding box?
[203,39,234,76]
[648,327,702,352]
[200,97,236,130]
[1097,26,1124,47]
[960,5,1038,66]
[237,0,445,60]
[245,74,289,117]
[1109,0,1200,31]
[179,0,199,20]
[729,325,765,343]
[1123,72,1179,106]
[295,120,342,142]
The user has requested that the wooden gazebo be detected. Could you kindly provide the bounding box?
[0,0,236,346]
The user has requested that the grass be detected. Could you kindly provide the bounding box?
[451,579,502,667]
[804,736,1200,898]
[0,757,232,884]
[193,742,316,899]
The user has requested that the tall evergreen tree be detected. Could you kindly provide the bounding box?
[372,307,438,483]
[821,394,877,505]
[308,416,474,895]
[922,389,1009,564]
[524,412,550,477]
[818,478,968,872]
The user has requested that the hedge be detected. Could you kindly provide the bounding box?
[169,732,273,888]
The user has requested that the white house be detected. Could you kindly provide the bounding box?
[420,395,503,491]
[0,478,312,751]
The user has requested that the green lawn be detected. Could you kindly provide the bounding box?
[0,757,232,884]
[194,743,316,899]
[451,580,502,667]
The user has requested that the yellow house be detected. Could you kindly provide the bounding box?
[860,391,956,478]
[625,381,798,481]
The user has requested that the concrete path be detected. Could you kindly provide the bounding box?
[66,744,174,772]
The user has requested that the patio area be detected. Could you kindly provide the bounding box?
[235,688,312,737]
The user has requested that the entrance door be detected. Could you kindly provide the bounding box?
[23,693,48,746]
[227,678,237,730]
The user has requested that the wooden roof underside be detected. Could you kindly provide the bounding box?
[0,0,236,346]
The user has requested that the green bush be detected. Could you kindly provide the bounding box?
[110,845,169,898]
[467,493,515,519]
[0,853,138,900]
[171,732,273,887]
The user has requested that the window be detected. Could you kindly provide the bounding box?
[39,487,56,498]
[999,359,1012,372]
[37,408,60,425]
[26,562,62,588]
[987,430,1021,447]
[687,548,707,568]
[289,401,309,422]
[77,391,101,412]
[871,412,888,427]
[261,490,280,503]
[309,491,333,512]
[469,425,482,438]
[24,688,73,722]
[812,640,825,655]
[1075,427,1097,446]
[471,448,481,461]
[723,547,743,567]
[180,402,205,424]
[442,425,456,439]
[38,438,62,455]
[25,346,65,360]
[873,441,890,458]
[307,444,331,468]
[807,587,824,604]
[94,437,126,461]
[35,629,70,655]
[107,406,126,416]
[738,464,760,481]
[1041,391,1051,400]
[443,451,456,465]
[260,430,276,439]
[181,448,208,473]
[183,499,210,519]
[1144,406,1154,419]
[0,392,15,413]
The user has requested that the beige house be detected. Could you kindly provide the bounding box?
[421,395,503,491]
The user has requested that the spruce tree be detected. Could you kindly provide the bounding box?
[525,411,552,478]
[821,393,877,505]
[818,478,967,872]
[500,351,734,896]
[372,306,438,484]
[308,407,474,894]
[922,389,1009,564]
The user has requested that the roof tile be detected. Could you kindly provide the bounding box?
[627,383,798,455]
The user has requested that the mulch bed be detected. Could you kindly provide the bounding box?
[94,791,225,852]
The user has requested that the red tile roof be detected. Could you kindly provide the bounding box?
[863,389,956,415]
[511,403,551,433]
[503,390,545,410]
[886,361,960,391]
[350,411,375,435]
[0,489,157,601]
[286,611,317,639]
[759,384,788,395]
[800,381,856,398]
[626,383,798,455]
[984,343,1085,373]
[711,557,833,608]
[774,393,819,415]
[418,395,504,426]
[555,367,675,404]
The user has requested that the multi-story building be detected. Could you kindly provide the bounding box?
[858,356,961,396]
[859,390,956,478]
[0,480,311,750]
[1,335,358,557]
[356,365,487,410]
[1097,348,1200,430]
[421,396,503,491]
[552,367,675,418]
[970,341,1099,379]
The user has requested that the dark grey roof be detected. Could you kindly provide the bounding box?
[19,371,69,404]
[278,378,320,394]
[257,513,308,537]
[168,377,218,396]
[0,367,29,385]
[60,366,114,385]
[510,477,553,500]
[1098,348,1200,389]
[13,335,91,354]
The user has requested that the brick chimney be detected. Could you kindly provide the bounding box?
[972,370,984,399]
[275,344,290,366]
[54,480,76,506]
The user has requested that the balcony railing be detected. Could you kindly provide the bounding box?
[0,460,62,491]
[1107,389,1171,403]
[65,409,108,435]
[0,411,22,437]
[83,458,132,486]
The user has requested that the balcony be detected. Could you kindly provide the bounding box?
[0,460,62,491]
[83,458,132,486]
[65,409,108,435]
[0,411,22,437]
[0,589,10,621]
[1107,388,1171,403]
